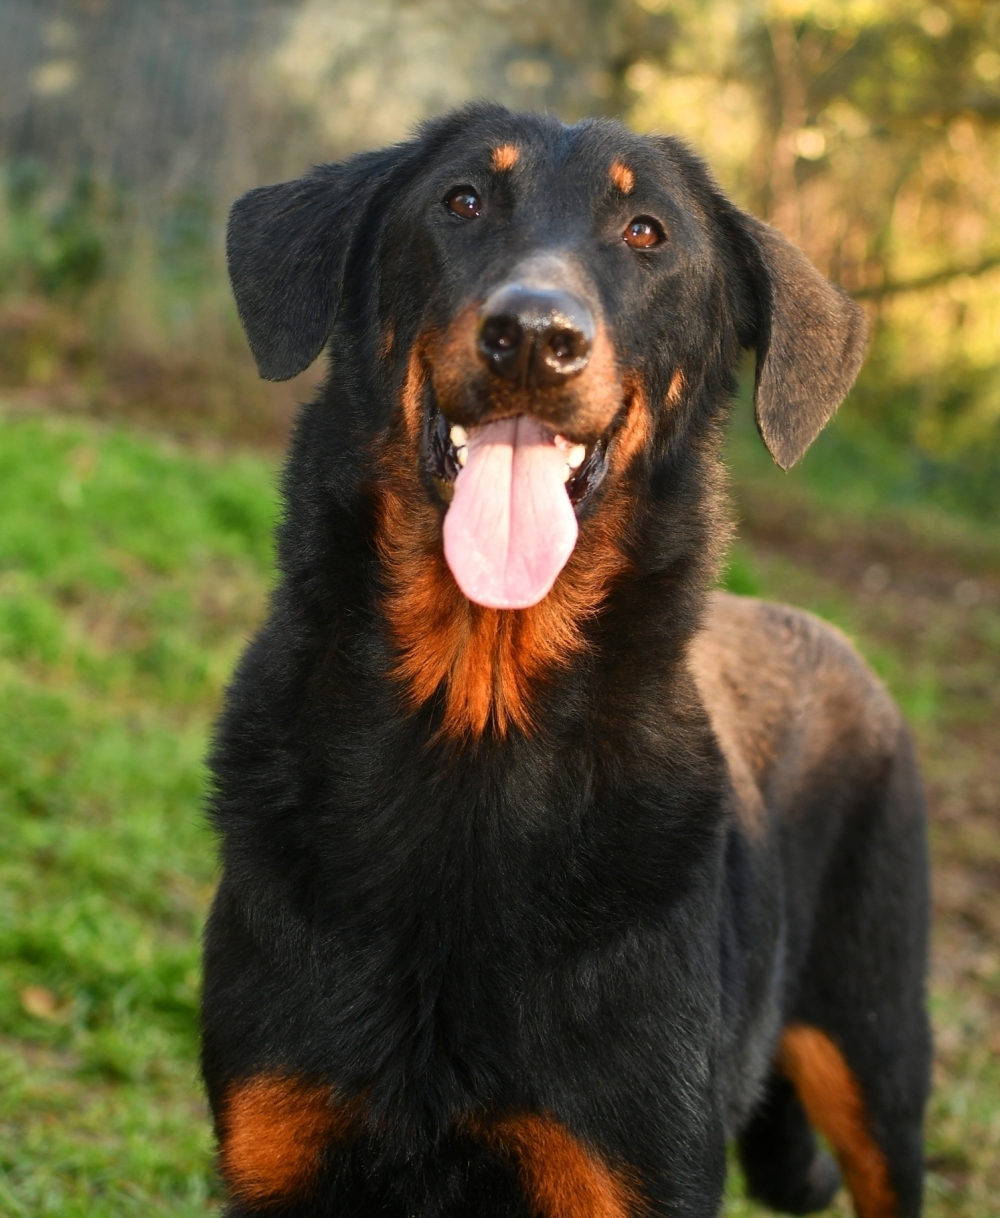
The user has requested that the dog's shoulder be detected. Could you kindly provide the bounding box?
[688,592,902,829]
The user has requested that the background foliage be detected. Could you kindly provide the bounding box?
[1,0,999,511]
[0,1,997,1215]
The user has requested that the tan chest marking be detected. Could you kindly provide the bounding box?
[377,353,650,740]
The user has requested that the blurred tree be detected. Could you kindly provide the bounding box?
[0,0,997,506]
[628,0,1000,507]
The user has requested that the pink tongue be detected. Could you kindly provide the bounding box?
[443,416,578,609]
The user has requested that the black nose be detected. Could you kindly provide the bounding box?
[477,286,594,388]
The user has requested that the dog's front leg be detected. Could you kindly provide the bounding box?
[517,897,731,1217]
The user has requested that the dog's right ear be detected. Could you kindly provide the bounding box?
[227,149,403,381]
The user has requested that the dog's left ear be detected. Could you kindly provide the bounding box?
[727,213,868,470]
[227,147,405,382]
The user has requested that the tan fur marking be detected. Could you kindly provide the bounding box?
[378,345,638,740]
[400,340,426,444]
[472,1112,642,1218]
[379,449,632,739]
[666,369,685,406]
[220,1075,360,1205]
[611,382,653,473]
[780,1025,898,1218]
[378,325,395,360]
[492,143,520,171]
[610,161,635,195]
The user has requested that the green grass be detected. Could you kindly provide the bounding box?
[0,407,996,1215]
[0,414,275,1215]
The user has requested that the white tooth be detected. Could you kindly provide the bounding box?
[562,464,571,482]
[457,447,467,466]
[449,424,468,447]
[567,444,586,470]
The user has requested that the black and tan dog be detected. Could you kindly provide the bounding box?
[202,103,930,1218]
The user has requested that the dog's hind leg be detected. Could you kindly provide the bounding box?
[737,1069,842,1214]
[750,726,931,1218]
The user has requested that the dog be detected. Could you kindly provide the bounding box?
[202,103,930,1218]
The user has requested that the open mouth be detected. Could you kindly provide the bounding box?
[426,408,609,509]
[423,404,613,610]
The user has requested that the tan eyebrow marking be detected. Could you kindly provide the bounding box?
[609,161,635,194]
[492,144,520,172]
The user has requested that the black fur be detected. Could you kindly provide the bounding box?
[203,104,929,1217]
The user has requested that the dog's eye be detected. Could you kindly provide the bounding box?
[623,216,665,249]
[446,188,482,219]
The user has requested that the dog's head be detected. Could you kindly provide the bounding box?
[228,105,865,735]
[229,104,864,613]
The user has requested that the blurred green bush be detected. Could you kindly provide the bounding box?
[0,162,106,298]
[1,0,998,513]
[0,160,299,444]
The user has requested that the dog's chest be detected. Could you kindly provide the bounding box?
[311,751,726,1099]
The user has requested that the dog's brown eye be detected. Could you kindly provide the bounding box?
[623,216,665,249]
[446,188,482,219]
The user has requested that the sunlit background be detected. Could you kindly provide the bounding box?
[0,2,997,1215]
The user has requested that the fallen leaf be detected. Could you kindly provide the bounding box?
[20,985,61,1021]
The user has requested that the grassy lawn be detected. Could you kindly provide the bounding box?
[0,407,996,1215]
[0,414,275,1215]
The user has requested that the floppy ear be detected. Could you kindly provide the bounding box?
[733,215,867,470]
[227,148,403,381]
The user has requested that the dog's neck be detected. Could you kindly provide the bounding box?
[370,404,729,746]
[375,442,634,741]
[275,372,730,748]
